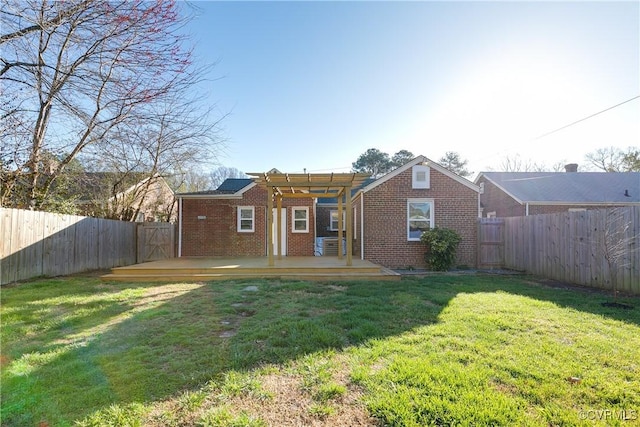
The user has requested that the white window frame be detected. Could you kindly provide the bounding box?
[412,165,430,189]
[330,209,346,231]
[487,211,497,218]
[237,206,255,232]
[291,207,309,233]
[407,198,434,241]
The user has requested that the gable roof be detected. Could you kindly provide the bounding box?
[360,155,479,193]
[476,172,640,204]
[178,156,479,200]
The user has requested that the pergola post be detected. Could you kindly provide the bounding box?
[337,192,343,259]
[267,186,274,266]
[345,185,353,266]
[276,195,283,260]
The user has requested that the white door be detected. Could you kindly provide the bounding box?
[272,208,287,256]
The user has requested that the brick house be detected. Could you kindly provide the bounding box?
[178,177,315,257]
[475,166,640,217]
[178,156,480,268]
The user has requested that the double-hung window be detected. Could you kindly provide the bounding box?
[330,210,345,231]
[237,206,255,232]
[292,207,309,233]
[407,199,434,241]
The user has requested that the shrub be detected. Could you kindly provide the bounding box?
[420,227,462,271]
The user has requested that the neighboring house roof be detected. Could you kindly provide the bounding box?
[476,172,640,204]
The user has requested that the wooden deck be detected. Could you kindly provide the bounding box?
[101,256,401,282]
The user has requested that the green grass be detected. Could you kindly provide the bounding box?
[1,274,639,426]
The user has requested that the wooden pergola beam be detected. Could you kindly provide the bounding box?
[247,172,370,267]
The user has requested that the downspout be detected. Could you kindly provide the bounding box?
[525,203,529,216]
[360,193,364,260]
[178,197,183,257]
[313,198,317,255]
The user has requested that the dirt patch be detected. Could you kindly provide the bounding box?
[215,369,377,427]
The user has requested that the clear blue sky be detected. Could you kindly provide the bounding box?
[187,1,639,177]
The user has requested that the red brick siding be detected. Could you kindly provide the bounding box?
[363,168,478,269]
[181,186,314,257]
[477,177,525,217]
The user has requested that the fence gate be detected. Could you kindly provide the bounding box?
[478,218,505,269]
[137,222,175,263]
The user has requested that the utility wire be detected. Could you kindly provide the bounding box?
[534,95,640,140]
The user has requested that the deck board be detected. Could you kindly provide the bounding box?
[102,256,400,282]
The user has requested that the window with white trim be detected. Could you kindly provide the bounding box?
[412,165,430,189]
[407,199,434,241]
[237,206,255,232]
[330,210,345,231]
[292,207,309,233]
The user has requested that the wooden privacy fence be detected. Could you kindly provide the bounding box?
[479,207,640,295]
[1,208,137,284]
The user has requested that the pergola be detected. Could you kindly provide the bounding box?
[247,171,371,266]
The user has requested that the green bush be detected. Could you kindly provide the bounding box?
[420,227,462,271]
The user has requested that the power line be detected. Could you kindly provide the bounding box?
[534,95,640,140]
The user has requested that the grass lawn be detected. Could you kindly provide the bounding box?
[1,274,639,426]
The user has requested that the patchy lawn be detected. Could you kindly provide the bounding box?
[1,275,639,426]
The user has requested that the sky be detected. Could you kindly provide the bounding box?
[186,1,640,178]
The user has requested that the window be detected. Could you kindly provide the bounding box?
[292,207,309,233]
[487,211,497,218]
[330,210,345,231]
[412,165,430,189]
[237,206,254,232]
[407,199,434,241]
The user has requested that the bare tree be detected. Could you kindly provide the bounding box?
[1,1,223,211]
[83,96,225,221]
[210,166,248,190]
[497,154,549,172]
[585,146,640,172]
[600,207,637,302]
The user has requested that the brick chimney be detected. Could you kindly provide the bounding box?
[564,163,578,173]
